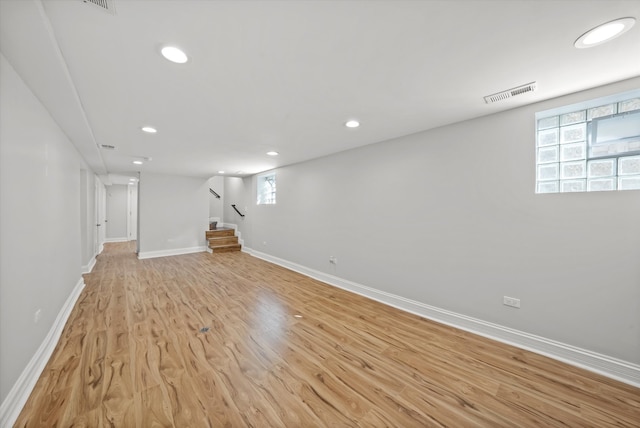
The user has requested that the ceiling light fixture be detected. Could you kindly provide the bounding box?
[574,17,636,48]
[161,46,189,63]
[133,160,143,165]
[266,151,279,156]
[141,126,157,133]
[345,120,360,128]
[218,170,225,174]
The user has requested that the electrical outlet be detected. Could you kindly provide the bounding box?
[34,309,42,323]
[503,296,521,308]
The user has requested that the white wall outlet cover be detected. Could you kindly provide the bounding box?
[503,296,521,308]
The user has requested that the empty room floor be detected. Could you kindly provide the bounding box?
[15,242,640,426]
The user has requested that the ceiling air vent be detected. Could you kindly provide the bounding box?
[484,82,537,104]
[100,144,116,150]
[82,0,116,15]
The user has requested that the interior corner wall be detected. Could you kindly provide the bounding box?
[246,77,640,366]
[208,176,224,222]
[0,53,89,402]
[137,172,209,256]
[223,177,251,246]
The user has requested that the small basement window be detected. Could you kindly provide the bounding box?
[535,89,640,193]
[257,172,276,205]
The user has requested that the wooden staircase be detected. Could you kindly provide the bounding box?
[206,227,241,253]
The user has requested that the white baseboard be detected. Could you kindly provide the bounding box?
[81,256,96,274]
[0,278,86,428]
[248,249,640,388]
[137,246,207,260]
[104,237,128,243]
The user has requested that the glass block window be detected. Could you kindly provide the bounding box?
[257,172,276,205]
[536,90,640,193]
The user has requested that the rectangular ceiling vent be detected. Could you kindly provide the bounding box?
[82,0,116,15]
[484,82,537,104]
[100,144,116,150]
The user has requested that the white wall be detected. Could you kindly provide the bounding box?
[0,54,93,404]
[208,176,224,222]
[105,184,128,240]
[80,169,100,271]
[80,169,89,265]
[244,77,640,367]
[138,172,209,258]
[223,176,249,227]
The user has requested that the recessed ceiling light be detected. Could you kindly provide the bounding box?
[218,170,225,174]
[133,160,143,165]
[129,178,136,181]
[266,151,279,156]
[345,120,360,128]
[161,46,189,63]
[141,126,157,133]
[575,17,636,48]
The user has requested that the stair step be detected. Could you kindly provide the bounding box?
[205,227,240,253]
[208,236,238,246]
[206,228,235,238]
[210,244,242,253]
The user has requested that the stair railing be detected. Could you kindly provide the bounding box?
[209,188,221,198]
[231,204,245,217]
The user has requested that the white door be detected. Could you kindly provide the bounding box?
[94,180,99,254]
[128,184,138,241]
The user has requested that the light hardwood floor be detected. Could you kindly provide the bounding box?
[15,242,640,427]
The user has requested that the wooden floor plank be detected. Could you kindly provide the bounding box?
[13,242,640,427]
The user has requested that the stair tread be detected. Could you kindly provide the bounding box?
[208,238,238,245]
[209,243,242,253]
[206,229,235,238]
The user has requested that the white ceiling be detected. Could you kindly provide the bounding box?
[1,0,639,181]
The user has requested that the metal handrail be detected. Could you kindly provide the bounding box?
[231,204,245,217]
